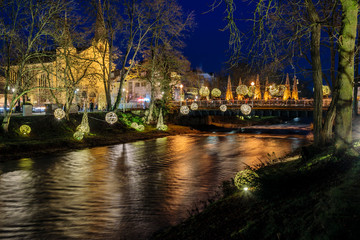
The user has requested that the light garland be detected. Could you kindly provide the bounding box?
[180,105,190,115]
[211,88,221,98]
[219,104,227,112]
[54,108,65,119]
[20,125,31,135]
[199,86,210,97]
[105,112,118,124]
[190,103,198,111]
[241,104,252,115]
[236,85,248,96]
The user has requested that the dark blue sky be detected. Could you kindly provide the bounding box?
[180,1,230,73]
[180,1,253,73]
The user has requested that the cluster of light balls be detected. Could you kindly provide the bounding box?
[131,122,145,131]
[54,108,66,119]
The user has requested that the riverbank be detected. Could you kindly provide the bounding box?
[0,113,286,161]
[0,113,201,161]
[151,143,360,240]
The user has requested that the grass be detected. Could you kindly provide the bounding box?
[151,145,360,240]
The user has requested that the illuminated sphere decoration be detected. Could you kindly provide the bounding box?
[199,86,210,97]
[219,104,227,112]
[137,124,145,131]
[131,122,139,129]
[54,108,65,119]
[180,106,190,115]
[234,169,259,191]
[20,125,31,135]
[73,131,84,141]
[269,84,279,96]
[323,85,331,96]
[236,85,249,96]
[190,103,198,111]
[105,112,118,124]
[241,104,252,115]
[76,124,90,134]
[211,88,221,98]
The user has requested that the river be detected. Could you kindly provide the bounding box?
[0,131,307,239]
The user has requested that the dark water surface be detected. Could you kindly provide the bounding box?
[0,133,306,239]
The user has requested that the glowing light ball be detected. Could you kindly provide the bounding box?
[54,108,65,119]
[323,85,331,96]
[131,122,139,129]
[269,84,279,96]
[73,131,84,141]
[190,103,198,111]
[199,86,210,97]
[219,104,227,112]
[180,106,190,115]
[105,112,118,124]
[241,104,252,115]
[211,88,221,98]
[20,125,31,135]
[234,169,259,191]
[236,85,249,96]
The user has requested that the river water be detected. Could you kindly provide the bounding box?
[0,132,307,239]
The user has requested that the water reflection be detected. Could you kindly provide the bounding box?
[0,133,306,239]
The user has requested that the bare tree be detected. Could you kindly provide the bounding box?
[0,0,72,132]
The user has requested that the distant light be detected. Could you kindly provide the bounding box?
[123,88,125,92]
[76,88,79,91]
[161,91,164,95]
[137,98,150,102]
[180,84,183,88]
[12,88,15,93]
[251,82,255,86]
[243,187,249,191]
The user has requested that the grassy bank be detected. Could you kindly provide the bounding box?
[151,145,360,240]
[0,112,200,160]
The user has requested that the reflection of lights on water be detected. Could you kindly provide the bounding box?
[18,158,34,170]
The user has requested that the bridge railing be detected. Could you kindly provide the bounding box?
[170,98,331,108]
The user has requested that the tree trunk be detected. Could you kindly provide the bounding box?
[353,25,360,115]
[311,23,324,146]
[305,0,323,146]
[335,0,358,150]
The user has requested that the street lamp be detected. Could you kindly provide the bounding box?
[180,84,183,106]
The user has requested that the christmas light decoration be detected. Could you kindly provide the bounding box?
[190,103,198,110]
[54,108,65,119]
[220,104,227,112]
[180,105,190,115]
[241,104,252,115]
[105,112,118,124]
[20,125,31,135]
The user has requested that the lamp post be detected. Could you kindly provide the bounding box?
[180,84,183,106]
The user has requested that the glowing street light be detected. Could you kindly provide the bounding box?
[251,82,255,86]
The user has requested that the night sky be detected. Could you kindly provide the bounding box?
[181,1,253,74]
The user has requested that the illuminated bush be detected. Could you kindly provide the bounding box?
[234,169,259,191]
